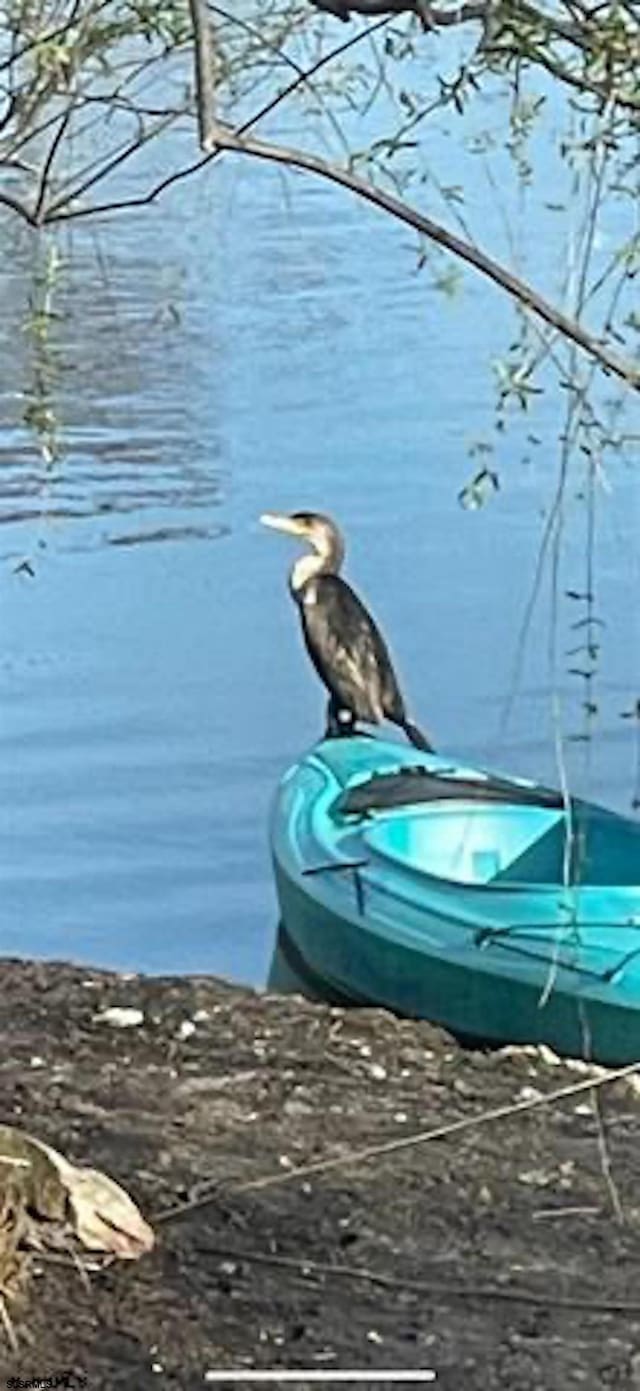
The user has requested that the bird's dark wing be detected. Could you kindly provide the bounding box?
[298,574,406,724]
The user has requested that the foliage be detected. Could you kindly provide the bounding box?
[0,3,637,379]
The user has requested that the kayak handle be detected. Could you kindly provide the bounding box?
[303,858,369,875]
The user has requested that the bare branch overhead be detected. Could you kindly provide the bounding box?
[200,122,640,394]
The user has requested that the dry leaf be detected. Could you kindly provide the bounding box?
[46,1153,154,1259]
[0,1125,154,1260]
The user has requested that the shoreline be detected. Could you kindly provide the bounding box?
[1,958,639,1388]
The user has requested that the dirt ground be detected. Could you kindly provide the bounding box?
[1,959,640,1389]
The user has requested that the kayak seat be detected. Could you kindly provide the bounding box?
[492,821,565,885]
[367,806,564,886]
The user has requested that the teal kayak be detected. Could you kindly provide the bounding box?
[269,736,640,1066]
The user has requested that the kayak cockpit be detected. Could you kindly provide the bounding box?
[365,804,565,886]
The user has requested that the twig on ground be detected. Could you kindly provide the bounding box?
[194,1240,640,1315]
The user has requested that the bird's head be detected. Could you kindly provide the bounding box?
[260,511,345,573]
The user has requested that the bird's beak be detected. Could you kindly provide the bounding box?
[259,512,301,537]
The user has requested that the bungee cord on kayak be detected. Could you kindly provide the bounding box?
[260,510,433,751]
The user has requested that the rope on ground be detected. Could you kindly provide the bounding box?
[154,1058,640,1223]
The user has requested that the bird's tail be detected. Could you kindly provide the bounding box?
[401,718,435,753]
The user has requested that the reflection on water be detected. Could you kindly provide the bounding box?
[0,73,639,984]
[0,164,226,561]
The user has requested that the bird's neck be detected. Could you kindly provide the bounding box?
[290,535,344,596]
[290,553,323,594]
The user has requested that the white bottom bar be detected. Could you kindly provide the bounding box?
[203,1373,436,1383]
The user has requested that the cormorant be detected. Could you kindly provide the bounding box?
[260,510,433,751]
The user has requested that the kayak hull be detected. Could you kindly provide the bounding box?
[273,865,640,1062]
[269,736,640,1066]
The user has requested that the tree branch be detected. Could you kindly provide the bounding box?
[309,0,640,118]
[204,122,640,393]
[22,4,636,393]
[43,18,388,221]
[0,188,36,226]
[44,112,180,219]
[311,0,582,42]
[313,0,483,25]
[524,40,640,117]
[188,0,218,151]
[33,106,73,224]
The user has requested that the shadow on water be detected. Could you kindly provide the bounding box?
[267,924,314,997]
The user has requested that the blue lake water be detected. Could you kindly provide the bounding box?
[0,39,638,983]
